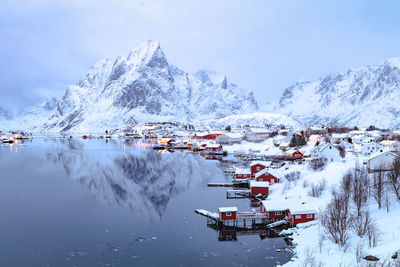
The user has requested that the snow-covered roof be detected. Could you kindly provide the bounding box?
[332,133,350,138]
[254,168,268,178]
[368,150,398,161]
[291,209,317,215]
[207,144,222,148]
[379,140,400,146]
[235,167,251,175]
[249,128,270,134]
[250,181,269,188]
[250,160,271,167]
[261,200,290,212]
[223,132,244,139]
[218,207,238,212]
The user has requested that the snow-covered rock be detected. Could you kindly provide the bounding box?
[277,58,400,129]
[6,40,258,132]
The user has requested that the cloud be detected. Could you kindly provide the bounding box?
[1,0,400,111]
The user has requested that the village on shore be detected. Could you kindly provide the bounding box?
[2,122,400,266]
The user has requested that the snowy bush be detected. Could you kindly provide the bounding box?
[308,179,327,198]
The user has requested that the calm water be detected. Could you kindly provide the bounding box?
[0,138,291,267]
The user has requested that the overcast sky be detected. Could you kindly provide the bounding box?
[1,0,400,113]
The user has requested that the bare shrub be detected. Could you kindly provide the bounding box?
[371,170,385,209]
[301,247,323,267]
[355,241,365,263]
[321,188,353,249]
[338,145,346,158]
[387,157,400,201]
[303,180,309,188]
[285,171,301,182]
[367,222,379,248]
[308,179,327,198]
[352,167,369,216]
[310,159,326,171]
[352,210,372,237]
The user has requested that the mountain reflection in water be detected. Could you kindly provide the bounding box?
[45,138,223,222]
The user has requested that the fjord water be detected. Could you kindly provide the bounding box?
[0,139,291,267]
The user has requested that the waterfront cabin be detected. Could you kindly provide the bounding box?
[234,167,252,180]
[218,207,238,221]
[206,144,223,152]
[254,168,280,184]
[260,201,290,221]
[288,209,317,225]
[249,181,269,196]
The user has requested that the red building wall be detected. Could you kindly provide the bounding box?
[290,213,315,224]
[250,164,267,176]
[250,186,269,196]
[219,211,237,220]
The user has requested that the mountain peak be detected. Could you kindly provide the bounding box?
[385,57,400,69]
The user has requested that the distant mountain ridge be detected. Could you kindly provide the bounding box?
[4,40,258,132]
[276,58,400,129]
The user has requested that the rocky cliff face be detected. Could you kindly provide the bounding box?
[276,58,400,128]
[10,40,258,132]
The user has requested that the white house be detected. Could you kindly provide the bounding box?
[338,140,354,151]
[311,143,341,163]
[360,141,385,157]
[379,140,400,152]
[367,151,399,172]
[216,132,244,144]
[245,128,270,142]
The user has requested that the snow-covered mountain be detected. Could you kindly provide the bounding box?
[276,58,400,129]
[7,40,258,132]
[202,112,302,129]
[0,106,12,120]
[45,139,222,222]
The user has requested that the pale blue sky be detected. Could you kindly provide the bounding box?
[1,0,400,113]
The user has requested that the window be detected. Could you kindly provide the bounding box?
[270,178,275,184]
[295,215,301,219]
[226,212,232,216]
[307,214,313,218]
[275,211,282,215]
[256,166,260,171]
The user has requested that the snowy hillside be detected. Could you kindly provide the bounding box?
[5,40,258,132]
[202,112,302,129]
[277,58,400,129]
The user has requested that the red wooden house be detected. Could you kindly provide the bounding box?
[285,148,304,159]
[234,168,252,180]
[254,169,280,184]
[288,210,317,224]
[249,181,269,196]
[260,201,290,221]
[250,161,271,177]
[206,144,223,152]
[218,207,238,221]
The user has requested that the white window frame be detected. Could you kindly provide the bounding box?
[275,211,282,215]
[295,215,301,219]
[226,212,232,216]
[307,214,313,218]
